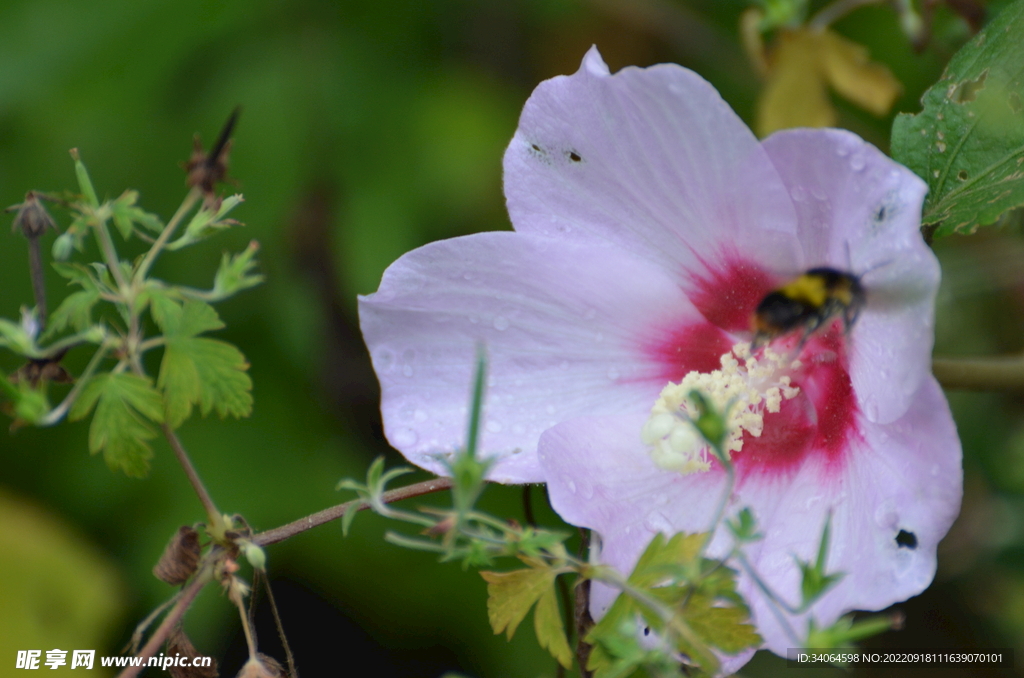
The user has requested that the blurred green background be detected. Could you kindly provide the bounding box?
[0,0,1022,676]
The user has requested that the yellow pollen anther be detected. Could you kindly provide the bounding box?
[642,342,801,475]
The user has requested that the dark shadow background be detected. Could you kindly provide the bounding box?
[1,0,1023,676]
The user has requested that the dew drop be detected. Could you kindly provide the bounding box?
[643,511,674,534]
[493,316,510,331]
[567,479,577,495]
[463,272,474,281]
[936,141,947,153]
[790,185,807,202]
[393,429,419,447]
[578,478,594,499]
[835,145,850,157]
[850,154,866,171]
[375,349,395,371]
[468,315,479,324]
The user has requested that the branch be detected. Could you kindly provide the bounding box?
[253,477,453,547]
[933,355,1024,390]
[117,569,209,678]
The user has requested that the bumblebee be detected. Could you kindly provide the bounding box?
[752,267,866,349]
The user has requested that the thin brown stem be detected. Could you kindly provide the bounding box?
[27,238,47,324]
[162,425,221,529]
[575,529,594,678]
[116,570,208,678]
[253,477,453,547]
[933,355,1024,390]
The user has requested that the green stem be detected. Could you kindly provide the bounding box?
[732,548,802,645]
[93,213,129,293]
[134,188,201,283]
[809,0,881,29]
[40,342,111,425]
[932,355,1024,391]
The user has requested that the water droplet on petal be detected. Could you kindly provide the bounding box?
[567,478,577,495]
[577,478,594,499]
[643,511,674,535]
[393,429,419,447]
[493,316,509,331]
[790,185,807,202]
[375,349,395,371]
[850,154,866,171]
[836,145,850,157]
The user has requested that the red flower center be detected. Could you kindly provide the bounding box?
[642,255,859,480]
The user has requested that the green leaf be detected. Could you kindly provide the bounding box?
[68,372,165,477]
[534,582,573,669]
[211,241,263,300]
[154,298,252,428]
[110,189,164,239]
[46,290,101,337]
[891,0,1024,237]
[480,562,556,640]
[678,591,760,655]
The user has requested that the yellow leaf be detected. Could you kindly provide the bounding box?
[756,30,836,137]
[480,565,554,640]
[820,30,902,116]
[534,583,573,669]
[755,28,902,138]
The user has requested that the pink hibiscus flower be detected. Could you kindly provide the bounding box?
[359,48,962,665]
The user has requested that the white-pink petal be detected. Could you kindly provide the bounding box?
[358,231,706,483]
[761,129,938,424]
[504,47,803,282]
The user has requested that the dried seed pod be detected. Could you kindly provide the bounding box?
[153,526,201,585]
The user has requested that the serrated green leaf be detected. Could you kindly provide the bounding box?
[111,190,163,239]
[679,591,761,655]
[159,335,252,427]
[154,298,250,428]
[891,0,1024,237]
[68,372,164,477]
[212,241,263,300]
[480,564,556,640]
[45,290,101,337]
[628,532,704,588]
[535,581,573,669]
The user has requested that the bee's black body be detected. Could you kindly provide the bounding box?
[752,267,866,348]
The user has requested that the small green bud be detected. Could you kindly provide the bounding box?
[242,541,266,570]
[52,232,75,261]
